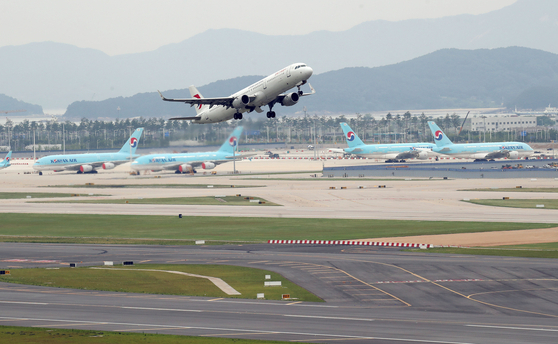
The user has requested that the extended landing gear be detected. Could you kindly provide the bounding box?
[266,111,276,118]
[233,113,243,120]
[297,85,303,96]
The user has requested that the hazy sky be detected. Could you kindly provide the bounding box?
[1,0,517,56]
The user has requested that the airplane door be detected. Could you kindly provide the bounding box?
[287,66,291,77]
[264,79,267,89]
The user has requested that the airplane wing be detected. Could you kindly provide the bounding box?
[395,151,417,160]
[58,160,132,171]
[346,147,363,153]
[168,115,202,121]
[273,83,316,104]
[484,150,509,160]
[158,90,242,109]
[224,153,257,160]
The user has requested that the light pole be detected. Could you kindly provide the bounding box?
[63,122,65,154]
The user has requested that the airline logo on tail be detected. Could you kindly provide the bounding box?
[229,136,238,147]
[346,131,355,142]
[130,137,138,148]
[434,130,444,141]
[194,94,202,110]
[5,157,9,162]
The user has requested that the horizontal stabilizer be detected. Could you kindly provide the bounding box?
[169,116,201,121]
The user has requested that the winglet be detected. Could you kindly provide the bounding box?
[157,90,167,100]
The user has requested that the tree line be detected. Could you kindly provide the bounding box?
[1,112,556,152]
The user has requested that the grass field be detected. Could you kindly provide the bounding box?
[0,192,103,199]
[32,196,279,206]
[0,213,555,244]
[465,199,558,209]
[461,188,558,193]
[0,264,322,301]
[44,184,262,189]
[0,326,289,343]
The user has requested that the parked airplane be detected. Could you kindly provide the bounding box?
[333,123,436,162]
[33,128,144,175]
[131,126,250,174]
[0,151,11,170]
[427,121,534,161]
[159,63,315,124]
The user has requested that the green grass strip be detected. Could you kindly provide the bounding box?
[0,213,554,243]
[43,184,261,189]
[0,192,104,199]
[0,264,322,302]
[31,196,279,206]
[0,325,290,343]
[465,199,558,209]
[461,188,558,193]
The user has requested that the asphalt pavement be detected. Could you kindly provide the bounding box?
[1,243,557,344]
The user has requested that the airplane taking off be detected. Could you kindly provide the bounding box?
[334,123,435,162]
[33,128,144,175]
[427,121,534,161]
[0,151,11,170]
[159,63,315,124]
[131,126,250,174]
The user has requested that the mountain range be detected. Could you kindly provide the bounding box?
[1,0,558,110]
[63,47,558,120]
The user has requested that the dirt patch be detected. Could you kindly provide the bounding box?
[359,227,558,247]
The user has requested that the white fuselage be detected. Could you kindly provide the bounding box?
[195,63,313,123]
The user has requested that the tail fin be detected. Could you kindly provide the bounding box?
[189,85,209,115]
[118,128,144,155]
[427,121,453,147]
[218,126,244,154]
[340,122,365,148]
[1,151,11,167]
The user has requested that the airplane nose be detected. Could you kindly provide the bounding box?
[305,66,313,78]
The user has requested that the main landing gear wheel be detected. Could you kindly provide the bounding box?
[266,111,276,118]
[233,113,243,120]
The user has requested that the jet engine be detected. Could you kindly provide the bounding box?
[232,95,250,109]
[102,162,115,170]
[417,150,429,159]
[508,151,519,159]
[178,164,193,173]
[80,165,93,173]
[201,162,216,170]
[281,92,299,106]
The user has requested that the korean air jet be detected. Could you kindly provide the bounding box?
[131,126,249,174]
[427,121,534,161]
[335,123,435,162]
[33,128,144,175]
[160,63,315,123]
[0,151,11,170]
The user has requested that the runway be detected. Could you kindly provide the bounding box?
[1,243,558,343]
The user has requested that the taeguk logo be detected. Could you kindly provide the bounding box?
[229,136,238,147]
[346,131,355,142]
[434,130,443,141]
[130,137,138,148]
